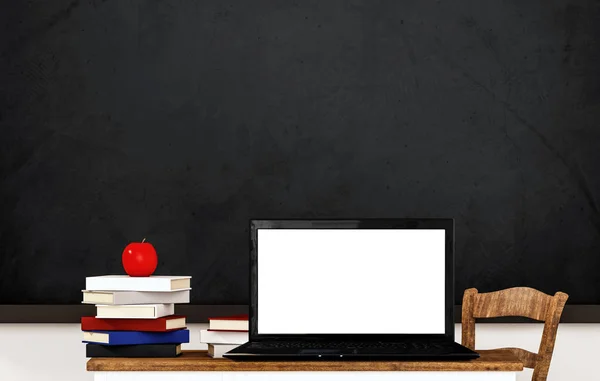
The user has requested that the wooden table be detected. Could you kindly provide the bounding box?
[87,349,523,381]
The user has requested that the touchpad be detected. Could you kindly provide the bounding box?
[300,349,342,354]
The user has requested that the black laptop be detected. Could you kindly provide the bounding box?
[224,218,479,360]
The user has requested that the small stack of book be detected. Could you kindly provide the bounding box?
[81,275,192,358]
[200,314,249,358]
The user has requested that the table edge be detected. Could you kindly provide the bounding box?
[87,350,524,372]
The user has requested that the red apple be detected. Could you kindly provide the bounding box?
[122,239,158,277]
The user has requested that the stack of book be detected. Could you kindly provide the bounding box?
[200,314,249,358]
[81,275,192,358]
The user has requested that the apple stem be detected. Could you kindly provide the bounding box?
[142,238,146,243]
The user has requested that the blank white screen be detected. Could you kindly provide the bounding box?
[257,229,446,334]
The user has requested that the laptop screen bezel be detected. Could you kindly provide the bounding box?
[249,218,455,342]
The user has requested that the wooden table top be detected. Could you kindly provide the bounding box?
[87,349,523,372]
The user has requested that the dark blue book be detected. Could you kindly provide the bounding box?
[82,329,189,345]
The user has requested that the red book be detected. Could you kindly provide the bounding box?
[81,315,186,332]
[208,314,249,331]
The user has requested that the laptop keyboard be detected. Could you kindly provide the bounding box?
[247,341,453,352]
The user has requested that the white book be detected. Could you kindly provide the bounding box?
[82,289,190,305]
[207,344,240,358]
[86,275,191,292]
[200,329,248,345]
[208,315,249,331]
[95,303,174,319]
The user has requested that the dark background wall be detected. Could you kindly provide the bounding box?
[1,0,599,306]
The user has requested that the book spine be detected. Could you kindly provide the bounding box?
[81,317,169,331]
[114,290,190,305]
[86,344,181,357]
[95,304,174,319]
[112,292,132,305]
[208,343,239,358]
[200,330,248,344]
[86,278,170,292]
[209,320,249,331]
[156,304,175,318]
[88,329,190,345]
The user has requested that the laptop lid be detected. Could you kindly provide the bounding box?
[249,218,455,342]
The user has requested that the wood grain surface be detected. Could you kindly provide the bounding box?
[461,287,568,381]
[87,349,523,372]
[472,287,554,321]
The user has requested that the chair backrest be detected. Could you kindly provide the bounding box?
[461,287,568,381]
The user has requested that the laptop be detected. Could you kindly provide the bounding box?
[224,218,479,360]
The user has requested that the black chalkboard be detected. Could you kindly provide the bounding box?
[1,1,599,314]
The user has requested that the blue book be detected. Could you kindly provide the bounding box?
[83,329,189,346]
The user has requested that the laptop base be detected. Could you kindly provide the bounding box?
[224,340,479,361]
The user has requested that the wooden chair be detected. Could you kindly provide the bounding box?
[461,287,568,381]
